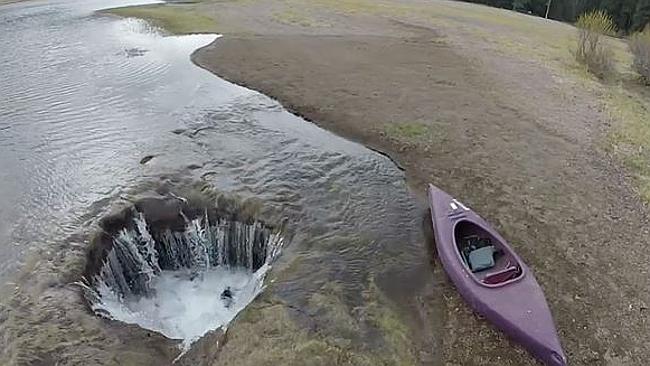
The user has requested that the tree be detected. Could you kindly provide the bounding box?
[599,0,637,33]
[633,0,650,31]
[461,0,649,33]
[513,0,530,12]
[512,0,553,16]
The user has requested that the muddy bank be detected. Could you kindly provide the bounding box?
[191,8,650,365]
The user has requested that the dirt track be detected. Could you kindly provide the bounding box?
[189,2,650,364]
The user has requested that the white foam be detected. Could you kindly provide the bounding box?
[93,264,270,349]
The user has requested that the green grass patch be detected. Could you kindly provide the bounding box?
[272,9,329,27]
[384,121,430,142]
[308,0,394,15]
[102,4,217,35]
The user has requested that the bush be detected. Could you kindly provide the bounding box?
[575,10,616,78]
[630,27,650,84]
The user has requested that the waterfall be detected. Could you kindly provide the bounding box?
[82,204,284,349]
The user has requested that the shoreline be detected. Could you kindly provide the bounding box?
[1,3,438,364]
[100,1,650,364]
[188,47,409,173]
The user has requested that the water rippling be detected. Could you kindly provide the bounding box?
[0,0,432,362]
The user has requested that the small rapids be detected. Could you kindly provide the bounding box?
[81,196,284,350]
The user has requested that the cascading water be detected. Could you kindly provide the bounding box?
[81,195,284,351]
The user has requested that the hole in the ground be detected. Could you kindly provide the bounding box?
[81,194,284,349]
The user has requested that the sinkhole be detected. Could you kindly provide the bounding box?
[81,194,284,349]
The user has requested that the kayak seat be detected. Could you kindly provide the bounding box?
[468,245,495,272]
[482,266,520,285]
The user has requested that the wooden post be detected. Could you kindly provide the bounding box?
[545,0,552,19]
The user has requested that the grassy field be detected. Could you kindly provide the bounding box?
[102,0,650,203]
[310,0,650,203]
[301,0,650,200]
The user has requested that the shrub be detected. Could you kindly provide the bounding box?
[630,27,650,84]
[575,10,616,78]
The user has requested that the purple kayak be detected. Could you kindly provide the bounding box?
[428,184,567,366]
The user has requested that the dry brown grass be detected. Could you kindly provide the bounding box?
[575,10,616,78]
[630,28,650,83]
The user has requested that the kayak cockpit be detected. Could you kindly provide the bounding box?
[453,220,523,287]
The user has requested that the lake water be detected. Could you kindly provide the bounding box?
[0,0,436,363]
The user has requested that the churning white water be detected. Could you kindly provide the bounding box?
[83,210,283,350]
[92,265,270,346]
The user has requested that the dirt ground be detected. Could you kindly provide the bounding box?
[104,0,650,364]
